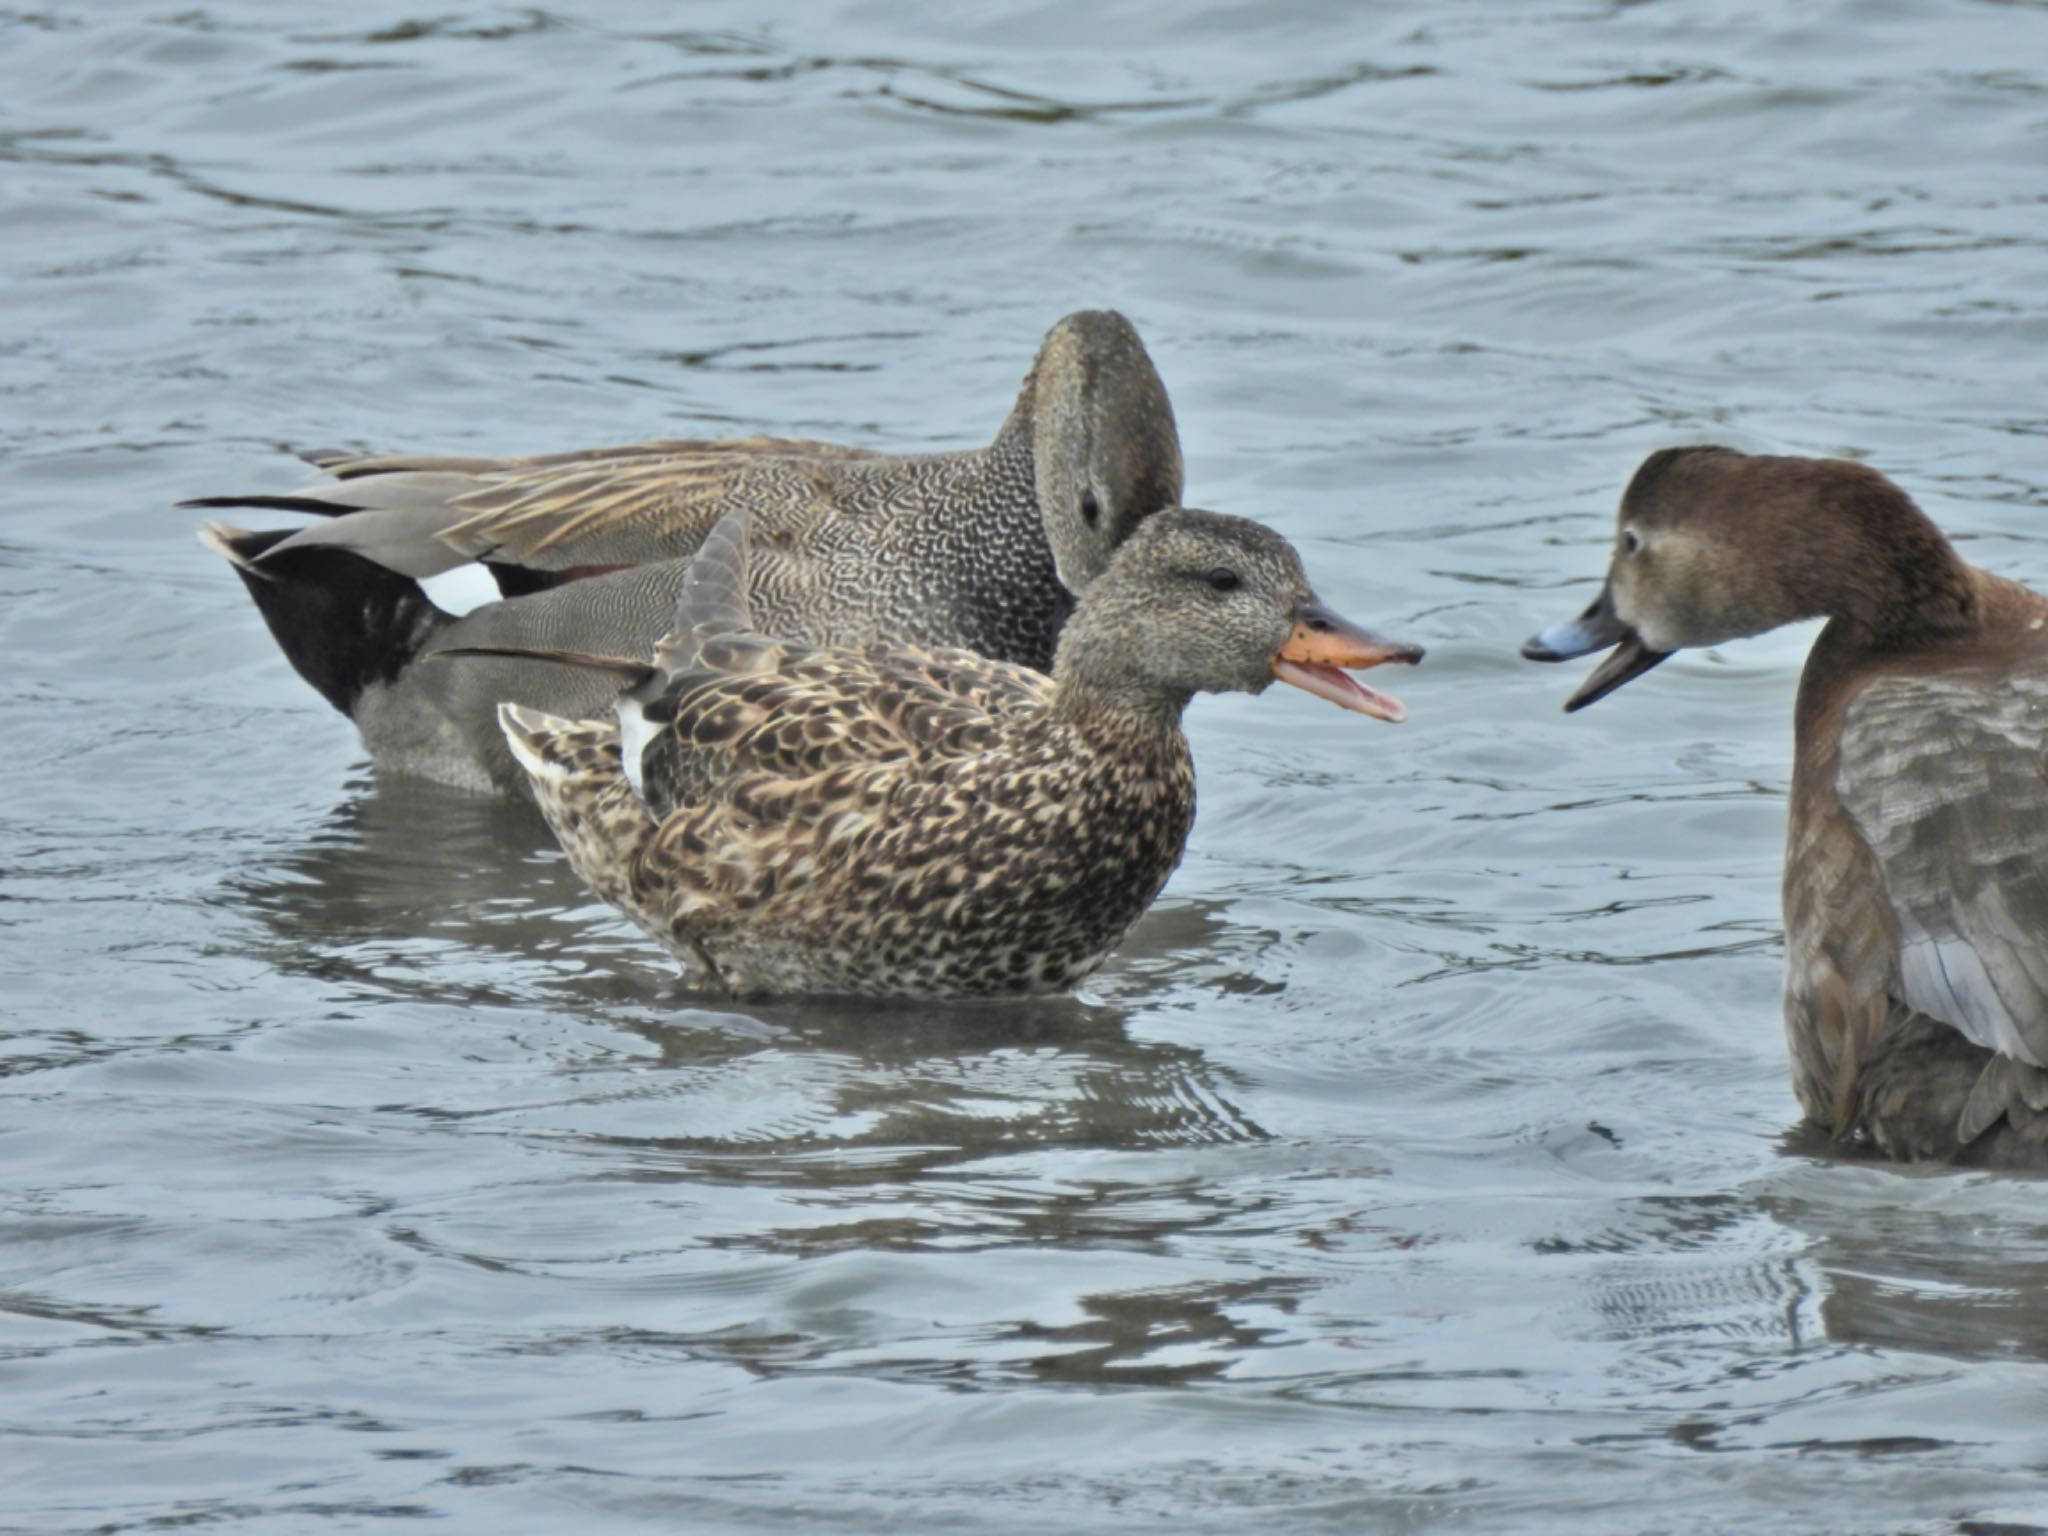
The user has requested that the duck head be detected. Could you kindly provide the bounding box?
[1524,445,1885,710]
[1054,508,1422,724]
[1015,310,1185,594]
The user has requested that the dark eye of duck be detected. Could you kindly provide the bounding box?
[1622,529,1642,555]
[1080,491,1101,529]
[1206,568,1242,594]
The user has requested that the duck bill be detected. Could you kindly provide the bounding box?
[1522,582,1671,712]
[1561,633,1671,712]
[1522,582,1630,662]
[1272,600,1424,723]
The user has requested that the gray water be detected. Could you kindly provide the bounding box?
[6,2,2048,1531]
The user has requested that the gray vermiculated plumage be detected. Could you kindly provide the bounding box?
[500,508,1418,1001]
[197,311,1184,794]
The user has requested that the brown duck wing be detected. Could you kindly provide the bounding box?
[642,641,1052,818]
[634,510,1052,815]
[323,437,881,571]
[1837,668,2048,1071]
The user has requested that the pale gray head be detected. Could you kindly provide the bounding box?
[1018,310,1185,593]
[1524,445,1967,710]
[1053,508,1423,723]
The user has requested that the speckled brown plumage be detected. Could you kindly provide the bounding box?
[499,508,1420,1000]
[194,310,1183,794]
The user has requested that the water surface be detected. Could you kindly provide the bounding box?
[6,2,2048,1531]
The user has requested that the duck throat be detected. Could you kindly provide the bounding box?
[1047,665,1190,755]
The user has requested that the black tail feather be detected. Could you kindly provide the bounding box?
[205,525,450,716]
[179,493,367,518]
[430,643,658,686]
[483,559,572,598]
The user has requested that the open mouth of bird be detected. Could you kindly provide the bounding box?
[1272,606,1425,723]
[1520,586,1671,711]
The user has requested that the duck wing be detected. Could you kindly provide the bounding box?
[634,513,1051,816]
[189,438,881,578]
[1837,667,2048,1075]
[426,437,881,569]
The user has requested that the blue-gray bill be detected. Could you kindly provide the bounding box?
[1520,586,1671,712]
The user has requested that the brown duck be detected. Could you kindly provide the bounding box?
[194,311,1182,794]
[486,508,1422,1000]
[1526,446,2048,1168]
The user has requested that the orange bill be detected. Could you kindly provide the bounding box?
[1272,600,1424,722]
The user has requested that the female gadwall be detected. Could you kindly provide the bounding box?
[486,508,1421,999]
[1527,445,2048,1168]
[196,310,1181,794]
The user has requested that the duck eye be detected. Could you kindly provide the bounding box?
[1206,568,1241,594]
[1622,529,1642,555]
[1080,491,1101,529]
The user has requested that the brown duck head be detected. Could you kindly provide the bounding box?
[1522,446,1969,710]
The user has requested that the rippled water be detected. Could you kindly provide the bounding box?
[7,2,2048,1531]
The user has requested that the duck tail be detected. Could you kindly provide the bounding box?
[200,521,451,717]
[432,644,660,689]
[496,702,662,916]
[178,451,374,519]
[179,449,475,522]
[1957,1053,2048,1148]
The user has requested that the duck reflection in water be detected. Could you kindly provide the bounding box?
[226,776,1278,1159]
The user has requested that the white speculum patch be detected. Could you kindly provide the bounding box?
[1895,899,2046,1069]
[615,699,659,802]
[419,563,502,616]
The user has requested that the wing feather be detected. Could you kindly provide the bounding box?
[252,438,881,571]
[428,438,880,567]
[640,639,1051,820]
[1838,668,2048,1068]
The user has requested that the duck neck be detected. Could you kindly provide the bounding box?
[877,393,1063,668]
[974,399,1044,550]
[989,374,1038,463]
[1048,657,1189,757]
[1796,468,1977,649]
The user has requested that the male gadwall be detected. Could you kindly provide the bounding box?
[1527,445,2048,1168]
[195,310,1181,794]
[483,508,1422,999]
